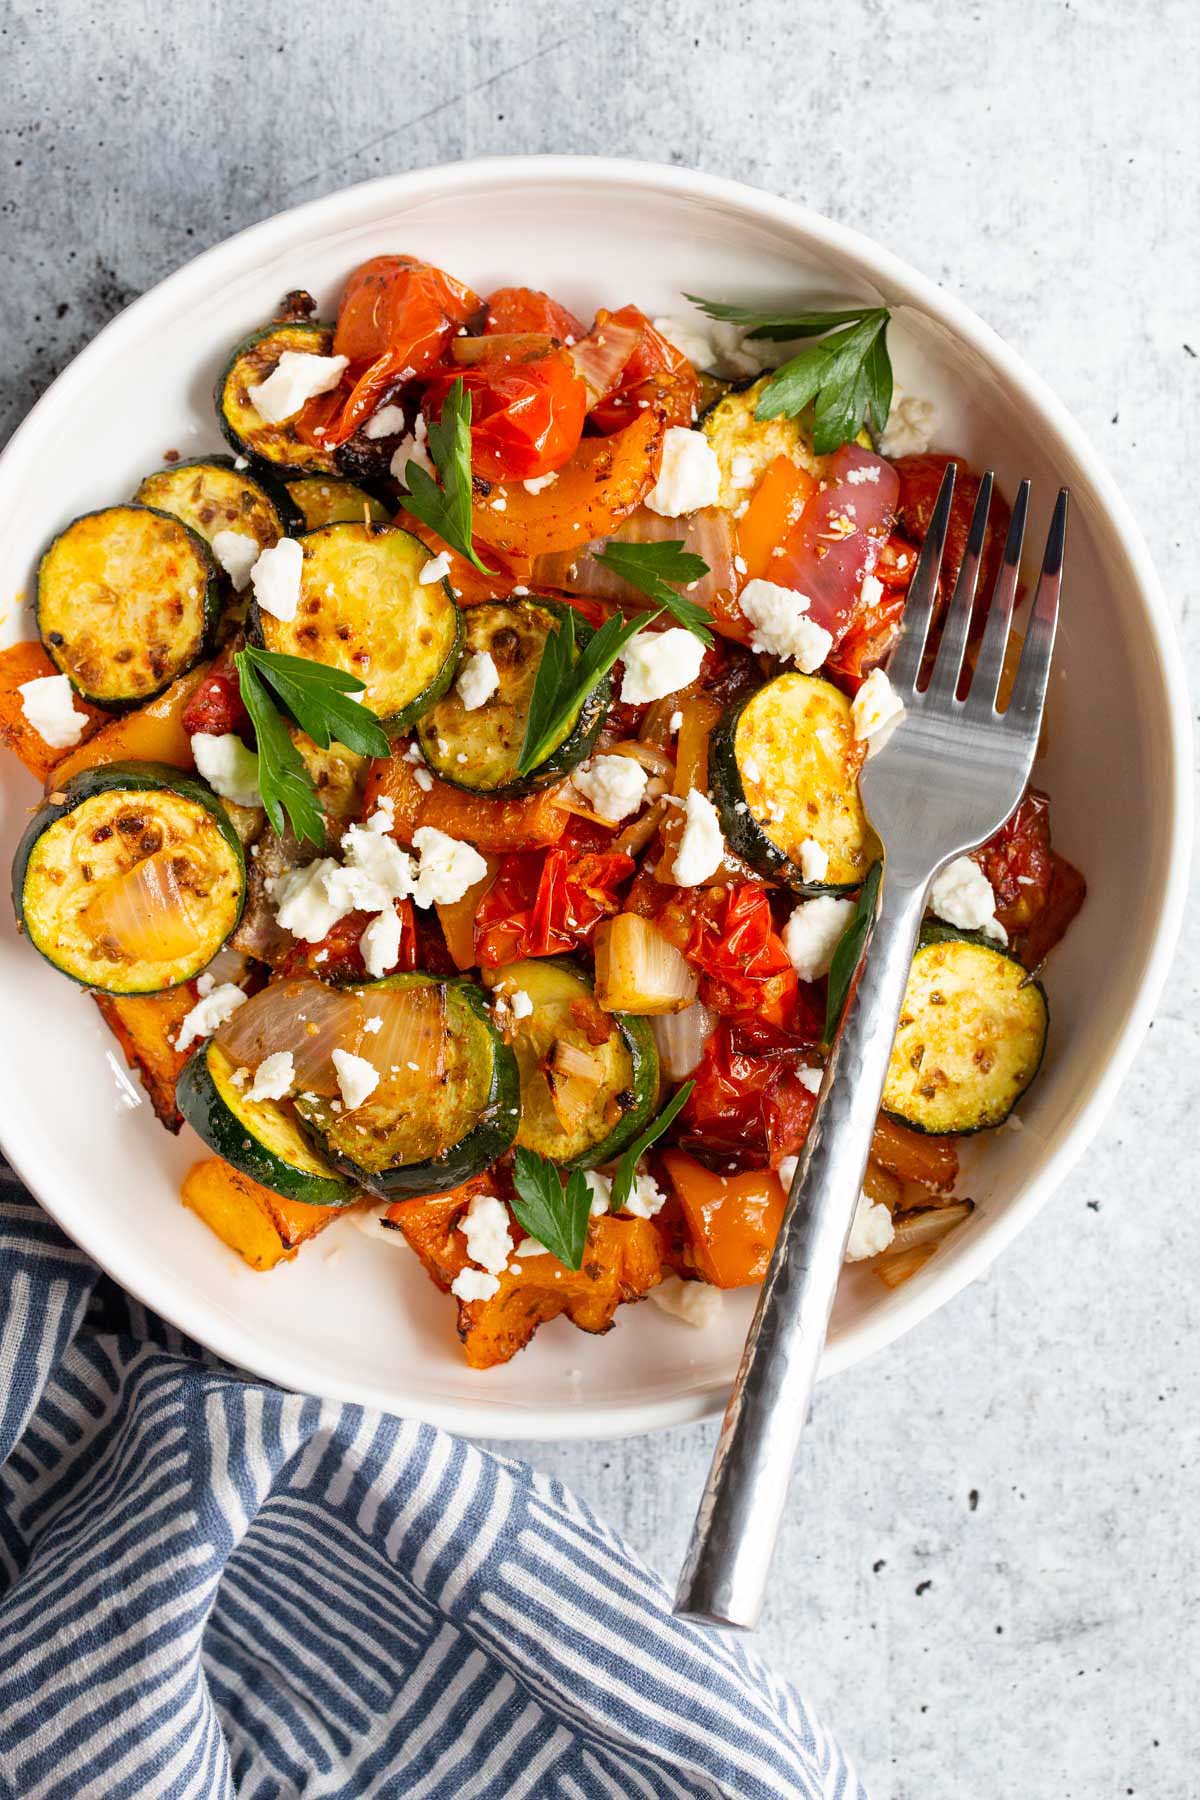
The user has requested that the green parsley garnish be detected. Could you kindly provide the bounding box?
[592,540,714,645]
[609,1081,695,1214]
[515,603,659,777]
[400,376,493,574]
[685,295,893,455]
[234,645,389,846]
[510,1146,593,1271]
[823,861,883,1042]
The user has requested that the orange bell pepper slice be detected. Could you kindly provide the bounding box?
[661,1150,787,1288]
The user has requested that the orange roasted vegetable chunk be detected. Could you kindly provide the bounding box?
[869,1115,958,1192]
[0,641,105,780]
[393,508,536,607]
[93,985,199,1132]
[364,752,570,852]
[661,1150,786,1288]
[181,1157,345,1272]
[48,664,208,788]
[469,408,665,560]
[736,454,818,586]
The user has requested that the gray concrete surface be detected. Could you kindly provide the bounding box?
[3,2,1197,1795]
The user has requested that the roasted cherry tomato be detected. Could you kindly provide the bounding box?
[894,452,1011,625]
[276,900,420,982]
[684,883,801,1029]
[974,788,1054,934]
[181,651,249,739]
[677,1018,819,1170]
[423,349,588,482]
[585,306,700,433]
[484,286,585,341]
[474,847,633,965]
[317,255,481,447]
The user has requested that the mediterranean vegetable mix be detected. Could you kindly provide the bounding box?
[3,256,1086,1367]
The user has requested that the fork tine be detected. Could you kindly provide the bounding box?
[886,461,956,696]
[924,471,993,704]
[965,479,1030,714]
[1006,488,1068,727]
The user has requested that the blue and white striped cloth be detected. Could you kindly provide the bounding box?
[0,1174,865,1799]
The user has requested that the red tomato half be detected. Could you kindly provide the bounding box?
[585,306,700,433]
[484,286,585,341]
[893,452,1010,623]
[424,350,588,482]
[678,1019,819,1170]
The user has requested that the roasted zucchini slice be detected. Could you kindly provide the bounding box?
[699,376,825,510]
[485,958,658,1169]
[13,761,246,994]
[37,505,218,708]
[883,927,1048,1134]
[294,973,520,1198]
[135,456,301,551]
[285,476,390,530]
[216,321,340,475]
[709,671,880,894]
[417,598,608,795]
[252,522,461,736]
[177,1040,356,1206]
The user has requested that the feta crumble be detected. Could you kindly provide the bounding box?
[360,909,403,979]
[364,402,407,440]
[332,1048,379,1113]
[651,316,715,370]
[190,732,262,809]
[175,982,246,1051]
[509,988,534,1021]
[651,1276,724,1328]
[619,627,706,704]
[460,1192,513,1276]
[879,386,936,459]
[455,649,500,711]
[514,1236,550,1258]
[419,551,453,586]
[250,537,303,623]
[783,895,856,982]
[930,856,1007,943]
[410,826,488,906]
[644,426,722,517]
[269,859,350,941]
[390,412,433,482]
[845,1192,895,1261]
[210,528,260,592]
[738,578,833,672]
[584,1170,612,1217]
[620,1168,667,1219]
[798,838,829,885]
[450,1267,500,1303]
[673,788,725,886]
[247,351,349,425]
[851,668,905,748]
[18,673,87,748]
[245,1050,295,1103]
[797,1065,823,1095]
[522,472,558,494]
[571,754,648,823]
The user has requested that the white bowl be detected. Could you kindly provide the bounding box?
[0,158,1189,1440]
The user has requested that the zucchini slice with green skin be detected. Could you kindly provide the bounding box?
[709,671,880,895]
[177,1041,356,1206]
[13,760,246,994]
[37,505,218,708]
[285,476,390,530]
[883,926,1048,1135]
[699,376,826,510]
[216,321,341,475]
[252,521,462,737]
[417,598,608,796]
[135,455,302,550]
[294,973,520,1198]
[485,957,659,1169]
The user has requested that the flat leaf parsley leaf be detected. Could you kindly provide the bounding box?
[823,861,883,1042]
[400,376,494,574]
[510,1146,593,1271]
[592,540,714,645]
[516,603,659,776]
[234,652,326,847]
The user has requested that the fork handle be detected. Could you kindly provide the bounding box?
[674,867,928,1630]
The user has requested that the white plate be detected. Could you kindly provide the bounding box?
[0,158,1189,1439]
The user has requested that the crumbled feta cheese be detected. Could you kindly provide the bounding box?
[844,1192,895,1261]
[929,856,1007,942]
[175,982,246,1051]
[778,1154,799,1190]
[18,673,87,748]
[269,859,350,941]
[365,797,395,833]
[247,351,349,425]
[455,649,500,711]
[651,316,715,369]
[390,412,433,482]
[210,528,260,591]
[410,826,488,906]
[797,1065,823,1095]
[245,1050,295,1103]
[669,710,683,733]
[461,1192,513,1276]
[621,1168,668,1219]
[196,973,216,997]
[673,789,725,886]
[364,402,407,440]
[509,988,533,1021]
[522,472,558,494]
[419,551,453,586]
[250,537,303,623]
[879,386,936,459]
[851,668,905,748]
[451,1266,500,1303]
[190,732,262,809]
[798,838,829,885]
[783,895,856,982]
[340,820,415,899]
[360,909,403,979]
[363,1015,383,1034]
[738,578,833,672]
[585,1170,612,1217]
[571,753,648,823]
[619,627,706,704]
[859,573,884,611]
[515,1236,550,1257]
[644,426,722,517]
[651,1276,724,1328]
[332,1048,379,1113]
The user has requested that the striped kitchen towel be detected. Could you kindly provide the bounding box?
[0,1175,866,1800]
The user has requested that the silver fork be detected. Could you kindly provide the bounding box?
[675,464,1068,1631]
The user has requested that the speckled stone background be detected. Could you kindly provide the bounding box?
[3,3,1197,1795]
